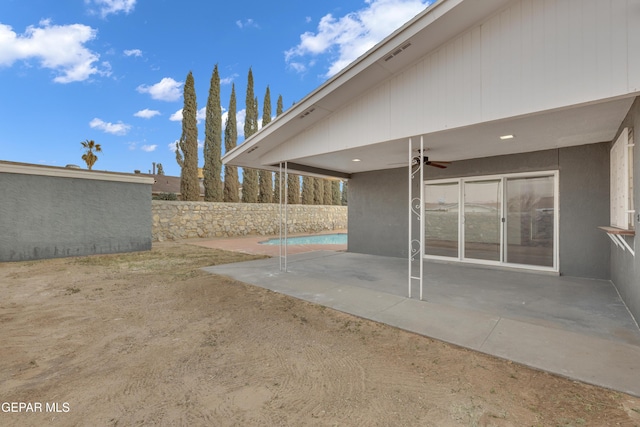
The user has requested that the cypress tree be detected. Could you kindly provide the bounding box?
[223,84,240,202]
[341,181,348,206]
[271,94,299,204]
[258,86,272,203]
[313,178,324,205]
[273,168,281,204]
[273,94,284,203]
[241,68,259,203]
[301,176,314,205]
[175,71,199,201]
[287,174,300,204]
[332,180,341,205]
[277,94,283,116]
[323,179,333,205]
[203,64,223,201]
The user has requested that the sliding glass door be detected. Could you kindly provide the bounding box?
[463,180,501,262]
[505,176,555,267]
[424,182,459,257]
[424,172,557,271]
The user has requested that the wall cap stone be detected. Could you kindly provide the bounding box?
[0,160,155,184]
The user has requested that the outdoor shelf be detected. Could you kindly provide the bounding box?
[598,226,636,236]
[599,226,635,256]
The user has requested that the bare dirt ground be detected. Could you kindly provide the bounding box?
[1,241,640,427]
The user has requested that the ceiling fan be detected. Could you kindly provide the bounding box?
[412,155,450,169]
[387,148,451,169]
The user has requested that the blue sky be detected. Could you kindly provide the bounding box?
[0,0,431,177]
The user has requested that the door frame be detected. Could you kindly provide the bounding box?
[424,170,559,273]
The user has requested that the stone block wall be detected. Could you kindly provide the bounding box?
[152,201,348,241]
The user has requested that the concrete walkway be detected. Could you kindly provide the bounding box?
[202,250,640,397]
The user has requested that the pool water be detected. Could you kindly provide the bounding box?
[260,233,347,246]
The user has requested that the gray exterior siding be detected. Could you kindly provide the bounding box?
[348,167,409,258]
[0,170,152,261]
[611,98,640,322]
[348,144,611,280]
[558,144,611,279]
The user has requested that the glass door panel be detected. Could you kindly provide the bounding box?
[505,176,555,267]
[463,180,501,261]
[425,182,459,257]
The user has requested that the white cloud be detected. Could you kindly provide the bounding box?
[0,20,107,83]
[237,109,246,139]
[141,144,157,152]
[100,60,112,76]
[86,0,136,18]
[169,107,207,124]
[222,109,246,140]
[124,48,142,57]
[235,18,260,29]
[169,139,204,151]
[89,117,131,135]
[287,62,307,74]
[285,0,431,77]
[134,109,160,119]
[137,77,182,102]
[169,109,182,122]
[197,107,206,123]
[220,74,237,85]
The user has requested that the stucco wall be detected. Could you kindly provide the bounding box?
[611,97,640,322]
[348,145,611,279]
[558,143,611,279]
[152,201,347,241]
[0,163,153,262]
[348,167,409,258]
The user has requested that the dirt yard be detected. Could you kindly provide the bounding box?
[1,242,639,426]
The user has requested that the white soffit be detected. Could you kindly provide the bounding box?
[284,96,636,176]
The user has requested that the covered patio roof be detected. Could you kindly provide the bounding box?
[222,0,639,179]
[274,97,635,179]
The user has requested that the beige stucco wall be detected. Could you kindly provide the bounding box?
[152,201,347,241]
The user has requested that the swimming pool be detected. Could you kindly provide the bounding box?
[259,233,347,246]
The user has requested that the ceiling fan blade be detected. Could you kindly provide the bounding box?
[428,162,448,169]
[389,157,452,168]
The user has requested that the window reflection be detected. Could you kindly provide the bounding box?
[425,182,459,257]
[505,176,554,267]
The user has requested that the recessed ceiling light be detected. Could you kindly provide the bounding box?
[499,134,515,140]
[352,158,361,162]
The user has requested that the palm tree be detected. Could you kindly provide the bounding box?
[81,139,102,170]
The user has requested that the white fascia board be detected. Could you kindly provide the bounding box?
[0,161,156,185]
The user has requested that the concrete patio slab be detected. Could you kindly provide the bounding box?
[481,318,640,397]
[202,249,640,397]
[370,298,501,349]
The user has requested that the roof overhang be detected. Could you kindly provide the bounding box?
[223,0,638,179]
[223,0,512,174]
[279,96,636,177]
